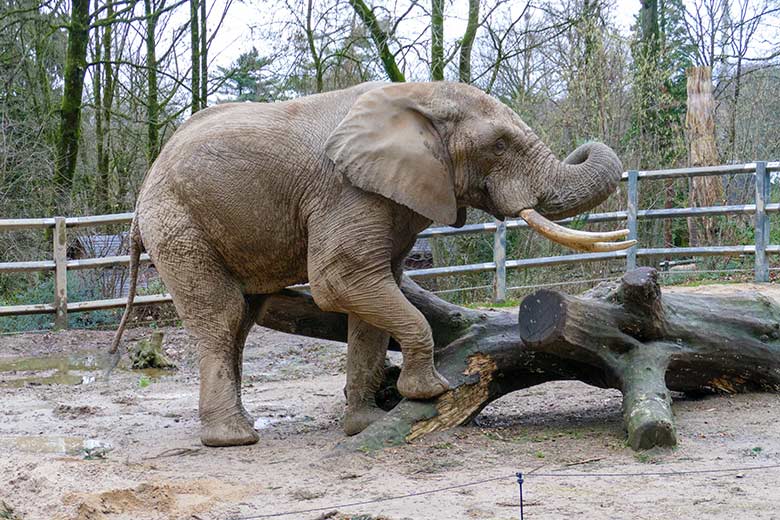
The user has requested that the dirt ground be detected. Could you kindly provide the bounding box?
[2,284,780,520]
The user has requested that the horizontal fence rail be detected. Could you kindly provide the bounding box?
[1,161,778,327]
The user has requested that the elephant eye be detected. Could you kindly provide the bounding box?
[493,138,507,156]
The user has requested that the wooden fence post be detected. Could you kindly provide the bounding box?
[626,170,639,271]
[53,216,68,329]
[755,161,770,282]
[493,219,507,303]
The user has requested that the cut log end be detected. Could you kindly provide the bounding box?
[518,289,567,348]
[627,415,677,450]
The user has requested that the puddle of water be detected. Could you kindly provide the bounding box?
[0,352,172,388]
[0,436,113,456]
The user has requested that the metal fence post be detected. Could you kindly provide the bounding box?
[493,219,507,303]
[626,170,639,271]
[53,216,68,329]
[754,161,770,282]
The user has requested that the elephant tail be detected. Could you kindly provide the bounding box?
[106,217,143,375]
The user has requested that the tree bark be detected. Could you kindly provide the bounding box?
[53,0,90,207]
[255,270,780,452]
[190,0,200,114]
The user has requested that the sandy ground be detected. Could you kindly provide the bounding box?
[2,284,780,520]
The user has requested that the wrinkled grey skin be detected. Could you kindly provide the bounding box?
[116,81,623,447]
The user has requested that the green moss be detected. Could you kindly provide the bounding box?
[130,331,175,370]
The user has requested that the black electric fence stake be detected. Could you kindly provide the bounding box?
[516,472,524,520]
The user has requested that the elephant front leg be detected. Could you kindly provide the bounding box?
[312,274,450,402]
[344,314,390,435]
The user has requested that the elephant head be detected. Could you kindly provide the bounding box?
[325,82,634,252]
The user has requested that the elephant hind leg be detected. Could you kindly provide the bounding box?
[148,223,260,447]
[194,293,264,447]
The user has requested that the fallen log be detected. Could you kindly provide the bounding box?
[256,268,780,452]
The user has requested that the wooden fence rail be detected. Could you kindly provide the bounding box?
[1,161,778,329]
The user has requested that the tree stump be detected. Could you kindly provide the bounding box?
[256,268,780,452]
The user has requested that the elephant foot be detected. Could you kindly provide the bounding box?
[200,414,259,447]
[343,405,386,436]
[397,365,450,400]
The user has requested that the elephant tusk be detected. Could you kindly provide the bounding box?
[519,209,636,252]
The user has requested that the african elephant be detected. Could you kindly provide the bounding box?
[111,81,633,447]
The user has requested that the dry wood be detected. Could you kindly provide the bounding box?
[686,66,723,244]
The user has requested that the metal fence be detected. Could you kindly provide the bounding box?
[1,161,778,329]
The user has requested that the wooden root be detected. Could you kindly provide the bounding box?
[256,269,780,452]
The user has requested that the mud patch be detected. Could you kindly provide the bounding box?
[54,404,102,419]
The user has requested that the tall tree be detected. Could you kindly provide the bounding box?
[53,0,90,207]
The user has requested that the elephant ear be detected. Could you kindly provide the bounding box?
[325,84,458,225]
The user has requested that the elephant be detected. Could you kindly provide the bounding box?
[110,81,634,447]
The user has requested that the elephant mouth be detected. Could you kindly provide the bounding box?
[519,208,636,253]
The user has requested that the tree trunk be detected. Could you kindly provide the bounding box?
[144,0,160,166]
[100,0,114,211]
[430,0,444,81]
[190,0,200,114]
[458,0,479,83]
[255,270,780,452]
[53,0,90,207]
[686,66,722,244]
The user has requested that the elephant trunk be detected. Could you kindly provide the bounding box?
[516,141,635,253]
[535,142,623,221]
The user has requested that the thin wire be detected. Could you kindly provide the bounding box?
[232,474,516,519]
[231,462,780,519]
